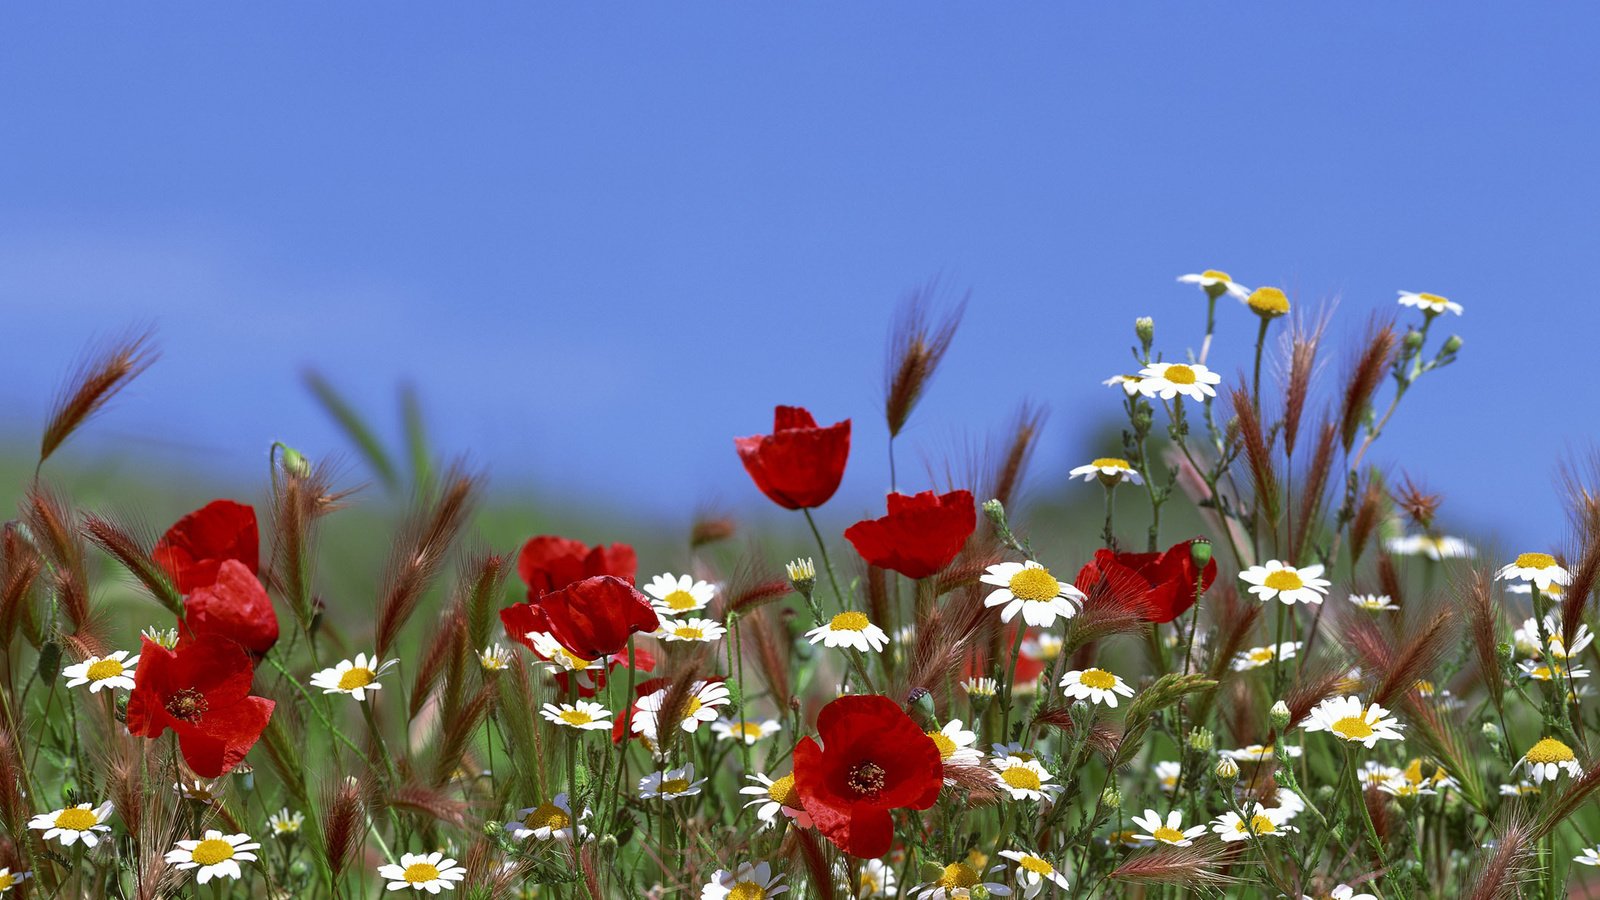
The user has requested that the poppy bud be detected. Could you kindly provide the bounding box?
[1215,757,1239,786]
[37,640,62,682]
[1270,700,1290,730]
[233,763,255,792]
[275,442,311,478]
[907,687,937,727]
[1189,538,1212,570]
[1135,317,1155,352]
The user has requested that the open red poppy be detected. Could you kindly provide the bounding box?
[793,695,943,858]
[153,499,260,594]
[1075,538,1216,623]
[516,534,637,600]
[126,633,274,777]
[735,406,851,510]
[538,575,660,661]
[183,559,280,654]
[844,489,975,579]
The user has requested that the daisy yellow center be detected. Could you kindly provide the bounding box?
[190,838,235,866]
[1417,292,1448,305]
[674,626,705,640]
[1078,668,1117,690]
[733,722,763,740]
[830,611,870,632]
[767,773,798,806]
[860,872,882,892]
[524,803,570,832]
[337,667,375,691]
[1019,855,1054,875]
[0,873,12,888]
[1263,570,1304,591]
[53,808,98,831]
[559,709,595,726]
[1001,766,1042,791]
[685,696,703,716]
[1526,738,1575,764]
[1516,552,1557,570]
[1152,826,1186,843]
[1245,814,1278,834]
[937,863,980,890]
[86,659,125,681]
[1247,647,1275,663]
[1529,666,1553,680]
[1331,715,1374,741]
[660,778,691,794]
[1201,269,1231,282]
[727,883,767,900]
[1163,364,1198,385]
[1007,568,1059,602]
[402,863,441,884]
[1090,457,1130,470]
[663,589,699,610]
[1247,287,1290,315]
[928,731,957,759]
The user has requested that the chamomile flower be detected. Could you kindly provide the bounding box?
[1222,744,1302,763]
[1515,616,1593,660]
[1135,362,1222,402]
[927,719,983,766]
[506,794,586,842]
[1386,533,1474,560]
[980,561,1084,627]
[1245,286,1290,317]
[1496,553,1571,591]
[1211,804,1297,841]
[1154,760,1182,793]
[740,772,812,828]
[1360,762,1403,789]
[477,644,513,671]
[174,779,220,803]
[1499,781,1540,797]
[633,680,730,739]
[1232,642,1301,671]
[702,862,787,900]
[638,764,707,801]
[1576,846,1600,866]
[1304,886,1378,900]
[28,801,114,847]
[528,632,603,678]
[1023,632,1063,661]
[1378,776,1436,799]
[712,718,781,745]
[309,653,397,702]
[806,611,890,652]
[540,700,613,731]
[1239,560,1330,606]
[855,858,898,897]
[1129,809,1206,847]
[1059,668,1135,707]
[1069,458,1142,485]
[1397,290,1462,316]
[61,649,138,693]
[999,849,1070,897]
[1103,374,1144,396]
[991,756,1060,802]
[1348,593,1399,612]
[268,808,304,838]
[164,830,259,884]
[962,677,998,698]
[142,625,180,649]
[0,868,28,893]
[1302,696,1404,748]
[378,851,466,893]
[658,617,727,643]
[910,862,1012,899]
[1517,737,1585,783]
[643,573,716,616]
[1519,659,1591,682]
[1177,269,1250,300]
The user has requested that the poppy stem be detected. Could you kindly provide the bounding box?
[800,508,846,615]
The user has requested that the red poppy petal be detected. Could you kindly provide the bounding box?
[184,559,279,654]
[153,499,259,593]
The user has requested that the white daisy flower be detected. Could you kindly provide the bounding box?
[1397,290,1462,316]
[1302,696,1404,748]
[309,653,398,702]
[643,573,716,617]
[1068,457,1142,486]
[1232,642,1301,671]
[1154,760,1182,793]
[1059,668,1135,708]
[962,677,998,698]
[1575,846,1600,867]
[1348,593,1399,612]
[910,862,1012,899]
[1386,533,1474,560]
[739,772,812,829]
[1519,659,1591,682]
[855,858,898,897]
[1516,737,1584,783]
[658,617,727,643]
[28,801,114,847]
[1514,616,1592,660]
[141,625,179,649]
[527,631,603,682]
[1496,553,1571,591]
[1507,580,1565,601]
[174,779,220,803]
[1178,269,1250,300]
[805,612,890,652]
[999,849,1070,897]
[1239,560,1330,606]
[164,830,259,885]
[506,794,587,842]
[632,680,730,739]
[1272,787,1306,822]
[639,764,707,801]
[1023,632,1064,661]
[927,720,983,766]
[980,561,1084,627]
[1211,804,1297,841]
[1129,809,1206,847]
[268,808,304,838]
[1499,781,1540,797]
[0,868,29,893]
[712,718,781,745]
[1103,374,1144,396]
[540,700,613,731]
[477,644,513,671]
[1222,744,1302,762]
[1135,362,1222,402]
[378,851,466,893]
[701,862,788,900]
[991,756,1060,802]
[1359,762,1403,790]
[61,650,139,693]
[1304,886,1378,900]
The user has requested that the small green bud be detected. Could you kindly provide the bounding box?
[1496,641,1513,664]
[785,558,816,598]
[1404,329,1425,351]
[37,640,62,682]
[233,764,255,792]
[970,887,992,900]
[1270,700,1290,730]
[1101,786,1122,810]
[597,834,618,860]
[274,442,312,478]
[982,499,1008,531]
[1215,757,1239,785]
[907,687,938,727]
[919,862,946,884]
[1482,721,1502,746]
[1135,317,1155,352]
[1189,538,1212,569]
[1442,334,1463,354]
[1186,727,1214,753]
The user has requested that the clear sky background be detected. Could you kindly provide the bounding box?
[2,6,1597,550]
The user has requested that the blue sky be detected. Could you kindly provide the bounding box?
[2,6,1596,550]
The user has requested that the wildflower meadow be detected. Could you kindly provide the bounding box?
[4,279,1598,900]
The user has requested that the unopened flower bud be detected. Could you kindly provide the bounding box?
[1189,538,1212,569]
[274,442,312,478]
[1135,317,1155,352]
[970,887,992,900]
[1442,334,1463,354]
[919,863,946,884]
[1403,329,1425,351]
[233,764,255,792]
[1246,287,1290,318]
[1270,701,1291,730]
[1215,757,1239,785]
[982,499,1008,531]
[1496,641,1513,665]
[1070,700,1092,730]
[36,640,62,682]
[1482,721,1502,746]
[786,558,816,598]
[1101,786,1122,810]
[142,625,180,650]
[1186,727,1214,753]
[907,687,937,727]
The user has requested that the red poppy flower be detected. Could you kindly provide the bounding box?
[153,500,260,593]
[125,633,274,777]
[183,559,280,654]
[538,575,660,660]
[1075,538,1217,624]
[793,695,943,858]
[735,406,851,510]
[844,490,975,579]
[517,535,637,600]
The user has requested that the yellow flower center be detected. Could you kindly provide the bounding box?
[1152,826,1186,843]
[830,611,871,632]
[402,863,441,884]
[767,773,798,806]
[1416,292,1449,306]
[0,873,12,888]
[559,709,594,727]
[337,667,375,691]
[1515,552,1557,570]
[1162,364,1198,385]
[1078,668,1117,690]
[937,863,980,890]
[860,872,882,892]
[86,659,125,681]
[1331,715,1374,741]
[1263,570,1304,591]
[660,778,691,794]
[928,731,957,759]
[190,838,235,866]
[1244,814,1278,835]
[664,589,699,610]
[674,626,705,640]
[1529,665,1554,680]
[1007,567,1059,602]
[1201,269,1232,282]
[524,803,570,832]
[1247,287,1290,316]
[1018,855,1054,875]
[1247,647,1275,663]
[685,696,703,717]
[732,722,763,741]
[1001,766,1042,791]
[728,882,767,900]
[1526,737,1575,764]
[558,648,593,669]
[53,808,98,831]
[1090,457,1130,470]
